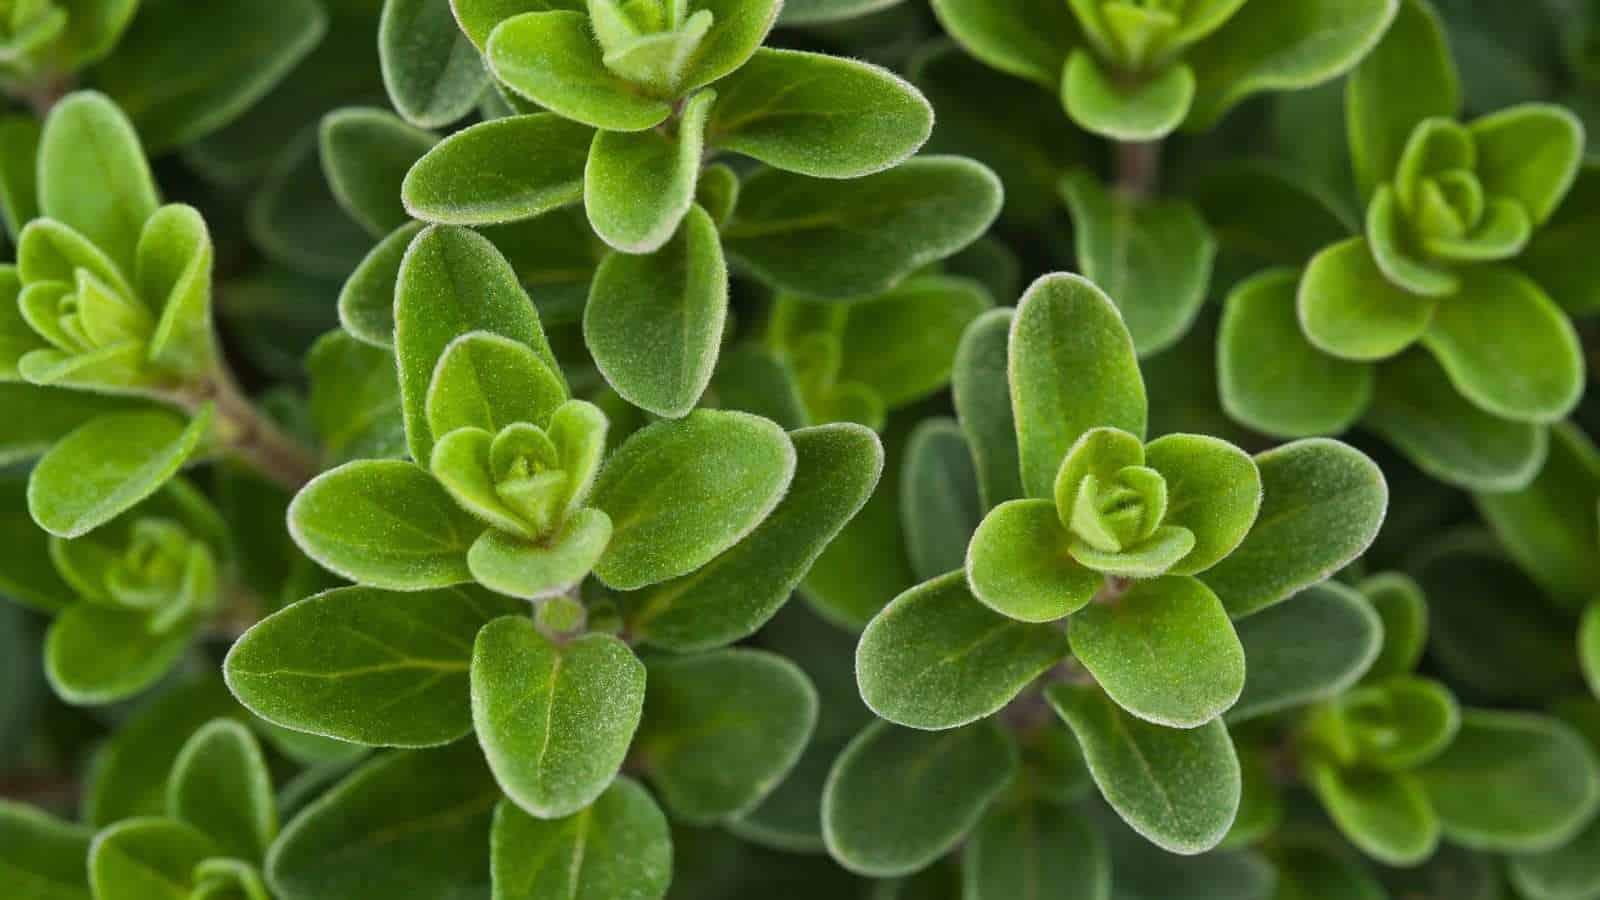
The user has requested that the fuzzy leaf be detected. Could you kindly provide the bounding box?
[963,798,1110,900]
[487,11,672,130]
[966,498,1100,623]
[466,509,612,599]
[901,419,983,582]
[1143,433,1261,575]
[381,0,487,128]
[320,107,438,237]
[45,604,197,705]
[1308,762,1438,866]
[36,92,159,275]
[1347,0,1459,201]
[929,0,1078,87]
[822,720,1017,877]
[489,780,671,900]
[1470,104,1584,227]
[426,331,567,439]
[167,720,276,860]
[451,0,587,50]
[1062,52,1194,141]
[856,570,1071,730]
[403,114,593,226]
[1298,237,1436,362]
[90,817,218,900]
[306,331,408,465]
[471,617,645,818]
[953,309,1023,510]
[586,89,714,253]
[1230,581,1382,722]
[225,584,521,747]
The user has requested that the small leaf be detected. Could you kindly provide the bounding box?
[288,460,482,590]
[1069,576,1246,728]
[1307,762,1439,867]
[637,650,817,824]
[953,309,1023,510]
[90,818,217,900]
[584,205,727,417]
[426,331,567,438]
[1229,581,1382,722]
[320,107,438,237]
[708,48,932,178]
[225,584,522,747]
[856,571,1070,730]
[722,156,1002,299]
[1144,433,1261,576]
[403,114,593,226]
[966,498,1100,623]
[306,331,408,465]
[1508,814,1600,900]
[928,0,1078,87]
[381,0,487,128]
[1298,237,1436,362]
[487,11,672,130]
[1346,0,1459,201]
[822,720,1017,877]
[1474,425,1600,607]
[138,204,216,377]
[167,720,277,860]
[490,780,672,900]
[45,604,197,705]
[1009,273,1147,499]
[1419,710,1600,854]
[1218,268,1374,439]
[1061,52,1195,141]
[1048,682,1241,855]
[1201,439,1387,619]
[586,90,714,253]
[590,410,795,590]
[1469,104,1584,227]
[37,91,159,273]
[28,408,211,539]
[901,419,983,582]
[266,742,498,900]
[0,800,91,900]
[0,115,40,241]
[451,0,587,51]
[963,797,1110,900]
[626,423,882,652]
[471,616,645,818]
[0,384,148,469]
[466,509,612,599]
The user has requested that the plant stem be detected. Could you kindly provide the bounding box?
[1116,140,1163,201]
[176,359,320,492]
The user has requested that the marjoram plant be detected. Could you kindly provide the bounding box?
[4,1,1600,899]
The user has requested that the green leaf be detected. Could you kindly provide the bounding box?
[0,384,148,468]
[138,204,216,377]
[637,649,816,823]
[337,224,425,348]
[0,116,40,241]
[1229,581,1381,722]
[586,89,714,254]
[167,720,276,860]
[1097,805,1274,900]
[394,224,558,463]
[381,0,487,128]
[426,331,567,440]
[1061,52,1195,141]
[1585,602,1600,702]
[1218,268,1373,439]
[471,616,645,818]
[1365,347,1548,493]
[37,92,158,275]
[1184,0,1397,131]
[1419,265,1583,424]
[307,331,408,465]
[1347,0,1459,201]
[722,156,1002,299]
[590,410,795,590]
[1474,425,1600,607]
[928,0,1078,87]
[584,204,727,418]
[85,676,245,826]
[1144,433,1261,575]
[966,498,1101,623]
[832,276,993,408]
[246,128,373,280]
[1009,273,1147,499]
[266,742,498,900]
[99,0,327,152]
[823,720,1016,877]
[451,0,587,50]
[0,800,91,900]
[490,780,672,900]
[963,797,1109,900]
[320,108,438,237]
[1298,237,1436,362]
[856,570,1070,730]
[467,509,613,599]
[44,604,197,704]
[626,422,881,652]
[1328,676,1460,772]
[402,114,593,226]
[487,11,672,130]
[1201,439,1387,618]
[1470,104,1584,227]
[28,408,211,539]
[901,419,982,582]
[1508,815,1600,900]
[1048,681,1240,855]
[0,476,73,613]
[288,460,482,590]
[1307,762,1438,866]
[953,309,1023,510]
[1420,710,1600,854]
[1358,572,1427,683]
[1069,576,1245,728]
[225,584,521,747]
[1193,163,1356,268]
[89,817,217,900]
[1268,841,1388,900]
[1059,170,1216,356]
[708,48,931,179]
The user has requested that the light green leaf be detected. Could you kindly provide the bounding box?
[953,308,1023,510]
[426,331,567,439]
[637,649,817,824]
[320,107,438,237]
[671,0,781,93]
[1009,273,1147,499]
[225,584,522,747]
[28,408,211,539]
[45,604,197,705]
[584,204,727,418]
[1419,265,1583,424]
[1346,0,1459,201]
[307,331,408,465]
[963,797,1109,900]
[451,0,587,51]
[487,11,672,131]
[833,275,993,408]
[928,0,1078,87]
[0,116,40,240]
[1307,761,1438,866]
[856,570,1071,730]
[590,410,795,590]
[288,460,482,590]
[266,742,498,900]
[1144,433,1261,575]
[586,89,713,253]
[1201,439,1387,618]
[37,91,159,274]
[471,617,645,818]
[381,0,487,128]
[627,423,881,652]
[708,48,931,179]
[1062,52,1195,141]
[403,114,593,226]
[822,720,1017,877]
[1359,572,1428,683]
[138,204,215,377]
[394,225,558,463]
[467,509,612,599]
[490,779,671,900]
[1470,104,1584,227]
[1048,681,1240,855]
[99,0,327,152]
[89,817,217,900]
[966,498,1100,623]
[0,384,148,469]
[1069,575,1245,728]
[167,720,276,860]
[722,156,1002,299]
[901,419,983,582]
[1298,237,1436,362]
[0,800,91,900]
[1230,580,1382,722]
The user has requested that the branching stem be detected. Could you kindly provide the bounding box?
[174,355,320,492]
